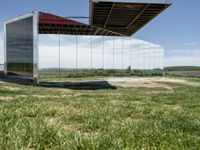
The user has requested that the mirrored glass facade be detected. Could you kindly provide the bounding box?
[6,16,34,77]
[38,35,164,82]
[4,15,164,83]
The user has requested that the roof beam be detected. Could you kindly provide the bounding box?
[104,3,115,28]
[127,4,150,29]
[94,28,100,35]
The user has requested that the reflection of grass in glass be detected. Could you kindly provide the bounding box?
[39,76,106,82]
[1,77,200,149]
[38,69,164,82]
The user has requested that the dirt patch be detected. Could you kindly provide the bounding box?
[108,93,122,97]
[74,93,82,96]
[111,100,126,105]
[63,124,91,136]
[14,95,27,99]
[63,124,82,132]
[146,90,174,95]
[2,86,21,91]
[0,81,5,84]
[0,96,14,101]
[16,95,70,99]
[106,77,196,89]
[54,88,73,95]
[33,95,62,98]
[163,104,182,111]
[48,118,58,126]
[47,104,70,115]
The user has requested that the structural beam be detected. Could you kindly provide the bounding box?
[127,4,150,29]
[104,3,115,28]
[90,2,171,36]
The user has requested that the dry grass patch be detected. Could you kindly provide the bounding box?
[106,77,197,90]
[33,95,62,98]
[74,93,89,97]
[2,86,21,91]
[110,100,126,105]
[46,104,71,115]
[63,124,83,132]
[0,81,5,84]
[146,90,174,95]
[54,88,73,95]
[107,93,122,97]
[48,117,58,126]
[0,96,14,101]
[163,104,182,111]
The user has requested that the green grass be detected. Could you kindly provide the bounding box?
[0,77,200,149]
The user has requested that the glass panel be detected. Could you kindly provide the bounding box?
[38,34,59,82]
[0,33,4,71]
[113,37,122,70]
[60,35,76,80]
[123,37,131,72]
[92,36,103,69]
[6,16,33,77]
[104,36,113,69]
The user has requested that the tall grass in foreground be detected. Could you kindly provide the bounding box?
[0,77,200,149]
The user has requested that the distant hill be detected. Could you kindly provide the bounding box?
[164,66,200,71]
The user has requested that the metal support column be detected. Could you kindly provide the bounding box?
[102,36,105,69]
[90,36,93,71]
[58,32,61,84]
[76,35,78,71]
[130,37,132,70]
[122,37,124,75]
[113,36,115,70]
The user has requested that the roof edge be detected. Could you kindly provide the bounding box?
[4,11,38,24]
[93,0,172,4]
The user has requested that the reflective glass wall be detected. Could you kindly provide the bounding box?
[38,35,164,82]
[6,16,34,77]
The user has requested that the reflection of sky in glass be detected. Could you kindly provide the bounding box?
[1,32,200,68]
[39,35,164,70]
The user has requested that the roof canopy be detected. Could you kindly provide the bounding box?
[5,1,171,37]
[39,11,123,36]
[90,0,171,36]
[38,0,171,36]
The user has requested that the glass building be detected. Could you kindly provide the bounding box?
[4,1,170,84]
[38,35,164,82]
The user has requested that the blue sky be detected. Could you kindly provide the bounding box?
[0,0,200,66]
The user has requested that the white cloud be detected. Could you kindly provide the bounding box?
[39,35,164,69]
[165,49,200,56]
[165,56,200,67]
[165,49,200,67]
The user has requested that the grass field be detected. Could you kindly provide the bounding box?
[0,77,200,149]
[165,71,200,77]
[164,66,200,77]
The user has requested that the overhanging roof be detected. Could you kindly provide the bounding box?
[39,11,123,36]
[5,0,171,37]
[90,0,171,36]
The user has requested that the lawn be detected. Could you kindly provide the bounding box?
[0,77,200,149]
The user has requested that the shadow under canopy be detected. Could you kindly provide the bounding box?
[39,81,117,90]
[0,76,116,90]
